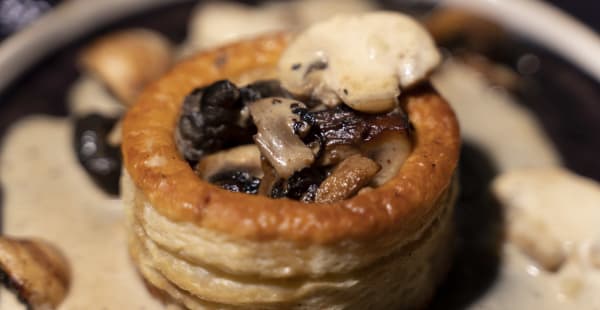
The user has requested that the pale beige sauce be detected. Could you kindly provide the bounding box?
[433,61,600,309]
[0,117,162,309]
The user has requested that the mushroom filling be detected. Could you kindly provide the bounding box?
[175,79,412,203]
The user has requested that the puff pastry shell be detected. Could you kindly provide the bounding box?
[122,33,460,309]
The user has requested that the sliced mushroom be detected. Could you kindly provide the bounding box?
[0,237,70,310]
[195,144,262,180]
[278,12,440,113]
[249,98,315,178]
[258,156,280,196]
[317,144,361,166]
[360,130,412,186]
[306,105,410,147]
[80,29,173,105]
[315,154,380,203]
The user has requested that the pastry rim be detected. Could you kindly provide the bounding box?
[121,32,460,244]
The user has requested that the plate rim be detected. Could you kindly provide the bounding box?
[0,0,599,92]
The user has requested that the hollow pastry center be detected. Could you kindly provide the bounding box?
[174,78,413,203]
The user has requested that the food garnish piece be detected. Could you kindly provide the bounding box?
[0,237,70,310]
[302,105,410,146]
[279,12,440,113]
[315,154,381,203]
[80,29,173,105]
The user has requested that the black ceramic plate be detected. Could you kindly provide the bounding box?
[0,1,599,308]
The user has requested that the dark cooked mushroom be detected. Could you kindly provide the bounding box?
[268,167,327,202]
[74,113,121,195]
[305,105,410,147]
[175,80,255,162]
[209,171,261,194]
[0,237,70,310]
[315,154,381,203]
[240,80,293,102]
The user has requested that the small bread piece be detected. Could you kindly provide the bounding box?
[122,33,460,309]
[80,29,173,105]
[0,237,70,309]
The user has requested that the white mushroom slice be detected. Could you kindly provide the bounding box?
[80,29,173,105]
[360,131,411,186]
[315,154,380,203]
[0,237,70,310]
[278,12,440,113]
[195,145,262,180]
[248,98,314,179]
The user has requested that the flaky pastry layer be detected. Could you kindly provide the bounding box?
[121,33,460,309]
[123,170,458,309]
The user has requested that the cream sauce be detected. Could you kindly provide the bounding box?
[0,117,162,309]
[474,168,600,309]
[278,12,440,113]
[433,60,600,309]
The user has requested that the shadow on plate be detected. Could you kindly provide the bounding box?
[429,142,505,309]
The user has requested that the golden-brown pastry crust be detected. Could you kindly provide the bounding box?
[121,33,460,244]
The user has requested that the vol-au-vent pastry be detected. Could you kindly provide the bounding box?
[122,11,460,309]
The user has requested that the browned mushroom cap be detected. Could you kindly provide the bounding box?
[0,237,70,309]
[80,29,173,105]
[315,154,381,203]
[195,144,262,180]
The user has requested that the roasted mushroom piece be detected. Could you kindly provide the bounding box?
[0,237,70,310]
[315,154,381,203]
[80,29,173,105]
[249,97,315,178]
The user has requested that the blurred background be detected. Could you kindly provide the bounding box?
[0,0,597,41]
